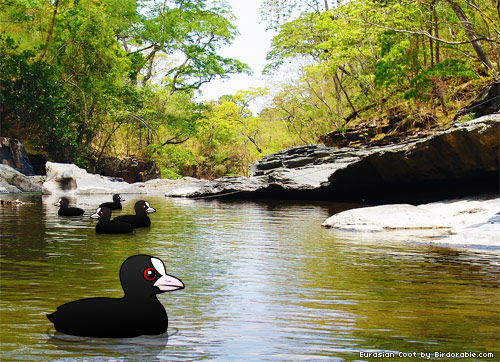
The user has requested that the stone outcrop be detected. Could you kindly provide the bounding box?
[324,114,499,203]
[0,137,35,176]
[170,114,499,202]
[249,145,334,176]
[454,81,500,121]
[42,161,203,195]
[322,195,500,248]
[0,164,42,193]
[322,204,451,231]
[320,81,499,148]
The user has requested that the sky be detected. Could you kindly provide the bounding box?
[197,0,276,112]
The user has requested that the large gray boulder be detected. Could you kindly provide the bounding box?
[0,137,35,176]
[43,162,138,195]
[0,164,42,193]
[169,114,499,200]
[322,196,500,248]
[321,204,451,231]
[42,161,204,195]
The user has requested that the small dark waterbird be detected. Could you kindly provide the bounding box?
[113,200,156,228]
[54,197,85,216]
[99,194,125,210]
[47,255,185,338]
[90,207,134,234]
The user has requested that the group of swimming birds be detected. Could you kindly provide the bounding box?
[48,194,185,338]
[54,194,155,234]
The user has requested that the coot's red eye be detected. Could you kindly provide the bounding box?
[142,204,147,210]
[99,210,104,215]
[143,268,156,281]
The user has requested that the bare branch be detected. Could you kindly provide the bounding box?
[37,0,60,62]
[358,17,497,45]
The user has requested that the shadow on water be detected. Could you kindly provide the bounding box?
[46,328,176,361]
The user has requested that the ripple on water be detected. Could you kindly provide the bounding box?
[0,195,499,361]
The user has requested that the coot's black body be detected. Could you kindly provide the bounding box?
[55,197,85,216]
[113,200,156,228]
[91,207,134,234]
[47,255,184,338]
[99,194,125,210]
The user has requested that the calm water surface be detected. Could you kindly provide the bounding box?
[0,194,499,361]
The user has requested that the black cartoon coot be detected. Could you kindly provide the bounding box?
[99,194,125,210]
[54,197,85,216]
[90,207,134,234]
[113,200,156,228]
[47,255,185,338]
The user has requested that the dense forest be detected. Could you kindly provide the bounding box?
[1,0,498,179]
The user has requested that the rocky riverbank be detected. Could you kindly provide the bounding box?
[2,114,497,201]
[0,161,204,195]
[168,114,499,203]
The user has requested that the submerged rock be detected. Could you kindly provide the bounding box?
[0,198,33,206]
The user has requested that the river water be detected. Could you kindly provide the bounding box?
[0,194,498,361]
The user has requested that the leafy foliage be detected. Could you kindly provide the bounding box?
[1,0,498,179]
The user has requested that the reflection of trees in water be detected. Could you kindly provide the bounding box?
[0,195,46,262]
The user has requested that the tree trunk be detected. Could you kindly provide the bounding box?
[446,0,494,70]
[37,0,60,62]
[432,3,440,63]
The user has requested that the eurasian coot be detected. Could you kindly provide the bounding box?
[99,194,125,210]
[54,197,85,216]
[113,200,156,228]
[46,255,184,337]
[90,207,134,234]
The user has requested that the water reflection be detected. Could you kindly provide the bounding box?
[46,331,172,361]
[0,194,499,361]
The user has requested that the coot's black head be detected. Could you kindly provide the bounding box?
[113,194,125,202]
[134,200,156,215]
[90,207,112,221]
[54,197,70,208]
[119,255,184,298]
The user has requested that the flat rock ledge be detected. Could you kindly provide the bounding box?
[322,196,500,249]
[42,162,205,195]
[0,161,204,195]
[167,114,499,202]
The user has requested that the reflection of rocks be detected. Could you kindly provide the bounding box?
[171,115,499,203]
[322,195,500,248]
[0,137,35,175]
[0,164,42,193]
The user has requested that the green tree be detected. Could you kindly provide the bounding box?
[0,0,251,170]
[263,0,497,138]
